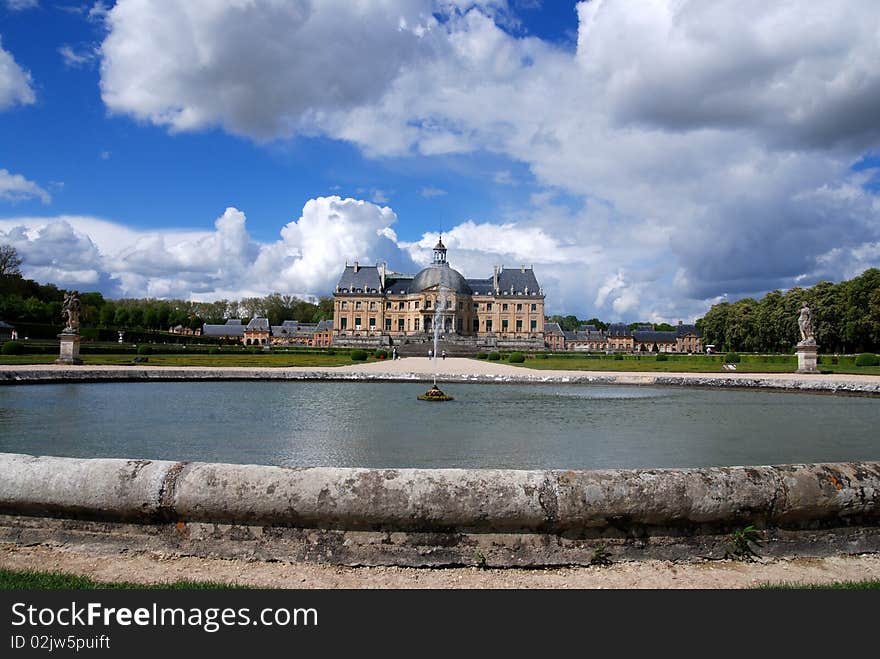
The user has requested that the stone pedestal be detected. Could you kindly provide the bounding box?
[56,332,82,365]
[795,342,818,374]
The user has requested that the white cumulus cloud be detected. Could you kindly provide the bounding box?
[63,0,880,318]
[0,37,35,109]
[0,169,51,204]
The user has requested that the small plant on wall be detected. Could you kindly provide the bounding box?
[590,543,613,567]
[724,525,763,561]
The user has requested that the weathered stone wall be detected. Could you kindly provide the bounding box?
[3,367,880,396]
[1,453,878,566]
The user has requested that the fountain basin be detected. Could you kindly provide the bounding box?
[417,384,454,401]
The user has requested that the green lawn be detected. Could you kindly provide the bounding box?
[0,353,369,367]
[508,355,880,376]
[0,567,245,589]
[2,352,880,375]
[758,579,880,590]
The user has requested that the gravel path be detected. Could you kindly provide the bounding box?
[2,543,878,589]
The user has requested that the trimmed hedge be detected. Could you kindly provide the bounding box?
[375,349,388,360]
[508,352,525,363]
[488,352,501,361]
[724,352,741,364]
[351,350,368,361]
[656,353,668,361]
[855,353,879,367]
[137,345,153,355]
[1,340,25,355]
[476,352,488,360]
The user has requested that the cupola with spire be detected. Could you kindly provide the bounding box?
[432,235,447,266]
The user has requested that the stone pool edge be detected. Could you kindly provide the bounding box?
[1,453,878,567]
[2,365,880,395]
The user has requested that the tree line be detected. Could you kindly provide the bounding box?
[696,268,880,353]
[0,246,333,332]
[544,316,677,332]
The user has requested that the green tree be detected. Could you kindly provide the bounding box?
[114,307,130,327]
[142,307,158,330]
[584,317,608,330]
[312,296,334,322]
[0,244,23,277]
[99,303,116,327]
[127,307,144,328]
[698,302,730,350]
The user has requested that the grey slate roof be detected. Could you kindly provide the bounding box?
[544,322,563,334]
[246,317,270,331]
[411,264,472,294]
[467,278,495,295]
[336,265,383,293]
[570,330,605,342]
[676,323,701,337]
[632,330,677,343]
[202,319,245,337]
[497,268,541,295]
[335,263,543,296]
[607,323,632,337]
[269,319,334,337]
[384,276,414,295]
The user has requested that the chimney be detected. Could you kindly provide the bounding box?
[521,265,525,273]
[379,262,386,289]
[493,265,500,292]
[353,260,359,273]
[678,320,683,326]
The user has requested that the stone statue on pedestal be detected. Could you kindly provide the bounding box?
[56,290,83,364]
[62,290,81,333]
[795,301,818,373]
[797,302,814,345]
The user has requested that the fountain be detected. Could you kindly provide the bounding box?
[418,283,453,401]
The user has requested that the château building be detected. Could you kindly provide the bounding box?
[544,321,702,353]
[332,238,545,351]
[202,318,333,347]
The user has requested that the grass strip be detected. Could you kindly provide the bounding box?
[757,579,880,590]
[0,567,247,590]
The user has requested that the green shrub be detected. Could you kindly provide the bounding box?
[137,345,153,355]
[508,352,525,363]
[375,349,388,360]
[724,525,763,561]
[351,349,368,361]
[590,543,613,567]
[656,353,668,361]
[208,347,220,355]
[325,348,335,355]
[613,353,624,360]
[724,352,741,364]
[1,340,25,355]
[488,352,501,361]
[855,353,879,367]
[476,352,488,360]
[539,353,549,359]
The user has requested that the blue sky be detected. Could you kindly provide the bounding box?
[2,1,879,321]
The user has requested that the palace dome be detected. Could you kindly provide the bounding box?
[411,264,473,295]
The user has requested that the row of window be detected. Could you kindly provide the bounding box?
[338,317,539,332]
[338,300,541,312]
